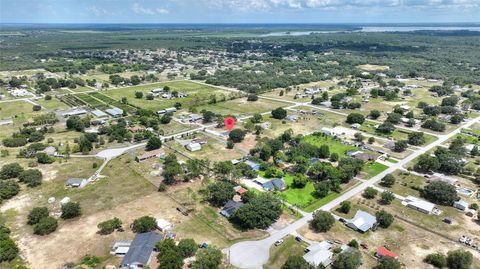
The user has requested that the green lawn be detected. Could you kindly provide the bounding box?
[265,235,308,269]
[197,97,289,115]
[104,80,233,111]
[301,133,357,156]
[362,162,389,179]
[36,98,70,111]
[277,174,318,208]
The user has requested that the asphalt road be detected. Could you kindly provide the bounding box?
[228,115,480,269]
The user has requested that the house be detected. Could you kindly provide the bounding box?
[303,241,333,267]
[244,160,260,171]
[42,146,57,157]
[305,87,321,95]
[106,107,124,117]
[384,141,396,150]
[192,138,207,145]
[321,127,334,136]
[156,218,173,231]
[136,149,165,162]
[453,200,469,211]
[403,196,437,215]
[110,240,132,256]
[65,178,87,188]
[234,186,247,195]
[220,200,244,218]
[182,114,203,123]
[257,122,272,129]
[91,109,108,118]
[185,142,202,152]
[62,108,88,118]
[262,178,286,191]
[376,247,399,259]
[121,232,163,269]
[354,152,375,162]
[165,107,177,113]
[346,210,377,233]
[350,123,361,129]
[150,88,164,94]
[128,126,146,133]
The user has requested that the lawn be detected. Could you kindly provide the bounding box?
[36,97,70,111]
[265,235,308,269]
[197,97,289,116]
[0,100,37,121]
[378,170,425,197]
[302,133,357,156]
[362,162,389,179]
[104,80,233,111]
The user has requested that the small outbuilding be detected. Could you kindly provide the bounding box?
[65,178,87,188]
[185,142,202,152]
[453,200,469,211]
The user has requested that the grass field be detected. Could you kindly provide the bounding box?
[36,98,70,111]
[302,133,357,156]
[104,80,233,111]
[361,162,389,179]
[265,235,308,269]
[197,97,289,116]
[377,170,424,197]
[0,100,37,120]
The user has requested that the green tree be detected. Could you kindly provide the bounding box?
[339,201,352,214]
[393,140,408,152]
[146,136,162,151]
[369,110,381,119]
[97,217,122,235]
[157,248,183,269]
[292,174,308,188]
[177,238,197,258]
[27,207,49,225]
[346,113,365,124]
[0,238,19,262]
[229,129,246,143]
[18,169,43,187]
[33,216,58,235]
[230,193,282,230]
[376,210,394,228]
[310,210,335,232]
[408,132,425,146]
[380,191,395,205]
[421,181,459,206]
[376,257,401,269]
[380,174,395,187]
[132,216,156,233]
[61,202,81,219]
[36,152,54,164]
[0,180,20,200]
[332,249,362,269]
[192,247,223,269]
[135,91,143,99]
[424,253,447,268]
[363,187,378,199]
[271,107,287,119]
[281,255,315,269]
[0,163,24,179]
[206,181,236,207]
[446,249,473,269]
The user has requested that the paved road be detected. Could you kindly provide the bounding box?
[228,115,480,269]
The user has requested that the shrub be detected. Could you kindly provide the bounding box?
[97,217,122,235]
[33,216,58,235]
[0,163,24,179]
[376,210,394,228]
[425,253,447,268]
[339,201,351,214]
[310,210,335,232]
[18,169,43,187]
[27,207,49,225]
[132,216,157,233]
[61,202,81,219]
[363,187,378,199]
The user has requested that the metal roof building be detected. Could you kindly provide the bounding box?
[121,232,163,269]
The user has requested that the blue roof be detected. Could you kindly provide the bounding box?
[244,160,260,171]
[121,232,163,267]
[262,178,286,191]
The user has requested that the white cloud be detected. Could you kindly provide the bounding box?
[86,5,109,16]
[131,3,170,15]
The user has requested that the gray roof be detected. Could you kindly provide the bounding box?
[105,107,123,116]
[220,200,244,218]
[66,178,85,186]
[262,178,286,191]
[121,232,163,267]
[346,210,377,233]
[91,109,108,118]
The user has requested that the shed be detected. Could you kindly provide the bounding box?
[376,247,399,259]
[156,218,173,231]
[346,210,377,233]
[453,200,468,211]
[244,160,260,171]
[105,107,124,117]
[65,178,87,188]
[91,109,108,118]
[121,232,163,268]
[185,142,202,152]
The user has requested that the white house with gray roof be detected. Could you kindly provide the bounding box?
[346,210,377,233]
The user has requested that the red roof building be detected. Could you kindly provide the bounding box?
[376,247,399,259]
[234,186,247,195]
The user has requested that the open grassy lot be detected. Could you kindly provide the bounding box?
[302,133,357,156]
[104,80,233,111]
[264,235,309,269]
[361,162,389,179]
[166,132,246,163]
[70,86,93,93]
[0,100,38,121]
[359,121,437,144]
[197,97,289,116]
[375,170,424,197]
[36,97,70,111]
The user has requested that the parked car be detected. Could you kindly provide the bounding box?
[275,239,284,246]
[443,218,453,224]
[295,236,303,242]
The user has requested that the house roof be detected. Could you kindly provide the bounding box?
[303,241,333,267]
[347,210,377,233]
[234,186,247,194]
[91,109,108,118]
[105,107,123,116]
[454,200,468,208]
[376,247,399,259]
[220,200,244,218]
[404,196,436,213]
[262,178,285,191]
[66,178,85,186]
[121,232,163,267]
[244,160,260,170]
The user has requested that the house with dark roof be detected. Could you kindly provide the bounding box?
[121,232,163,269]
[220,200,244,218]
[261,178,286,191]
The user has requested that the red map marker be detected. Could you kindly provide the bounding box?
[224,117,235,130]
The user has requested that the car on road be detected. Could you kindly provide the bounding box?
[295,236,303,242]
[274,239,284,246]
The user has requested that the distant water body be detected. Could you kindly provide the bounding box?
[262,26,480,36]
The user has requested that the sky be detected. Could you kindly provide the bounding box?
[1,0,480,24]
